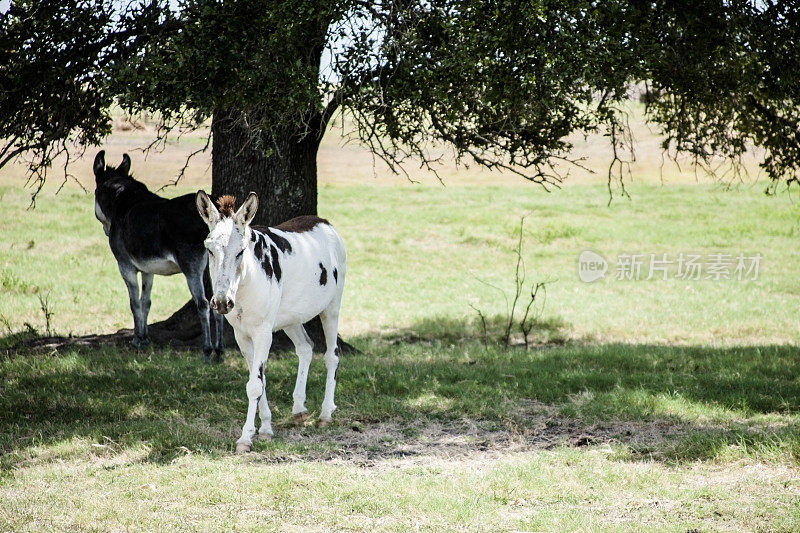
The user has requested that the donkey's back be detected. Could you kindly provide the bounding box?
[252,220,346,331]
[114,193,209,275]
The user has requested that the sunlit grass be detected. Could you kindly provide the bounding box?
[2,180,800,345]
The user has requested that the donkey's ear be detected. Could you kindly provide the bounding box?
[196,190,220,228]
[234,192,259,227]
[118,153,131,175]
[93,150,106,181]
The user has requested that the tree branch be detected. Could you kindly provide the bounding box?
[747,94,800,148]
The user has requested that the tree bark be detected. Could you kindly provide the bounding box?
[210,108,320,226]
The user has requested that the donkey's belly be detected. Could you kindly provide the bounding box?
[132,256,182,276]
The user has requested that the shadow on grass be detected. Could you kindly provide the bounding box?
[1,316,799,470]
[371,314,571,347]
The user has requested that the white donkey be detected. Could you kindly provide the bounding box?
[196,190,346,453]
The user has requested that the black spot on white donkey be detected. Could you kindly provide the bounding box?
[196,190,346,453]
[93,151,225,362]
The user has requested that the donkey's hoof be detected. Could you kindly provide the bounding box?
[254,431,273,441]
[293,412,309,426]
[235,442,252,454]
[131,336,149,350]
[318,418,331,428]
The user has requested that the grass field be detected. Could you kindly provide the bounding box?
[1,117,800,531]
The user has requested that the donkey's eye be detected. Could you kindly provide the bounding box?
[236,250,244,259]
[207,250,214,257]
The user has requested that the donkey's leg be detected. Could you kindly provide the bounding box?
[202,266,225,359]
[185,270,214,363]
[237,328,273,453]
[118,264,146,348]
[212,311,225,360]
[283,325,314,425]
[318,308,341,426]
[235,330,273,440]
[139,272,154,345]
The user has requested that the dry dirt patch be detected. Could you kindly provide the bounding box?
[242,405,691,468]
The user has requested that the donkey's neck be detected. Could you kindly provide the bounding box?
[230,231,276,320]
[109,177,161,211]
[238,226,281,292]
[237,226,260,287]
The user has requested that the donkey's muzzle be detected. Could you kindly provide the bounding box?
[210,295,234,315]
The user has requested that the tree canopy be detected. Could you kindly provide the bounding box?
[2,0,799,196]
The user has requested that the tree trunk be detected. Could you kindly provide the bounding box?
[210,108,320,226]
[150,107,355,356]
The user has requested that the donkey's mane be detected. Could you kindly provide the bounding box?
[217,195,236,218]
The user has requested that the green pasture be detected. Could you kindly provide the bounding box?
[1,178,800,531]
[2,181,799,343]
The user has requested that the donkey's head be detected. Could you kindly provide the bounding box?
[93,150,133,236]
[196,190,259,314]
